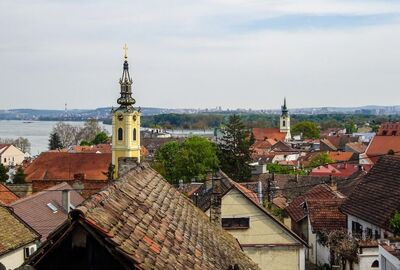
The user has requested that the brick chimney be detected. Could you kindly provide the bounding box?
[210,174,222,226]
[330,175,337,192]
[61,190,71,213]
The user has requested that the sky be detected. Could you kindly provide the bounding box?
[1,0,400,110]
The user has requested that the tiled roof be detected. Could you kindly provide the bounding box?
[193,172,308,248]
[341,155,400,232]
[366,136,400,162]
[70,144,112,153]
[286,184,340,223]
[24,152,111,182]
[252,128,286,142]
[73,163,259,270]
[0,183,19,204]
[306,198,346,232]
[320,139,338,151]
[0,205,40,256]
[328,151,355,162]
[10,182,84,240]
[0,144,11,155]
[345,142,367,154]
[323,135,359,150]
[337,170,367,197]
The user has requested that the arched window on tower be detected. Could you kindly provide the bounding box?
[282,120,286,127]
[133,128,137,141]
[118,128,123,141]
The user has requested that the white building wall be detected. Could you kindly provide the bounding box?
[379,245,400,270]
[347,214,392,239]
[0,243,36,270]
[0,145,25,167]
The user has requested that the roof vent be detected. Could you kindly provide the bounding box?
[47,203,58,213]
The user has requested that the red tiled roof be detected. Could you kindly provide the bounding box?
[10,182,84,240]
[71,164,260,269]
[71,144,111,153]
[24,152,111,182]
[286,184,339,223]
[341,155,400,232]
[231,181,260,205]
[0,183,19,204]
[252,128,286,142]
[328,151,355,162]
[366,136,400,162]
[306,198,346,232]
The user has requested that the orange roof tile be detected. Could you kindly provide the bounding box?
[328,151,355,162]
[252,128,286,142]
[366,136,400,161]
[0,183,19,205]
[24,152,111,182]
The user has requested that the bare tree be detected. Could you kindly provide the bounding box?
[0,137,31,153]
[52,122,80,148]
[77,119,108,143]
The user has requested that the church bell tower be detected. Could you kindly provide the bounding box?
[112,45,141,178]
[280,97,291,141]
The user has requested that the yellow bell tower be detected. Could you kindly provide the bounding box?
[112,44,141,178]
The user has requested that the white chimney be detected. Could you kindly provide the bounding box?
[62,190,71,213]
[258,181,263,204]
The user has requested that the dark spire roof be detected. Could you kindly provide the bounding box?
[281,97,288,116]
[116,45,136,110]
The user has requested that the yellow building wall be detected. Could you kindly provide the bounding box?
[207,189,304,270]
[111,110,141,178]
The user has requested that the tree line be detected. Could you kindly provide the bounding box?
[48,119,109,150]
[140,112,400,131]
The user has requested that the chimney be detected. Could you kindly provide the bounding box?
[330,175,337,192]
[62,190,71,213]
[210,174,222,226]
[257,181,263,204]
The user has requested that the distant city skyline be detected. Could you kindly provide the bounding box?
[1,0,400,110]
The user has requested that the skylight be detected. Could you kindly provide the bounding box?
[47,203,58,213]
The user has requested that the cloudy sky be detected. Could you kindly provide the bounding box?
[1,0,400,110]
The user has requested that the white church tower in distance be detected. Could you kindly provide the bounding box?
[279,97,291,141]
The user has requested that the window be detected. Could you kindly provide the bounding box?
[366,228,372,239]
[371,260,379,268]
[352,221,363,238]
[24,246,36,259]
[282,120,286,127]
[118,128,123,141]
[133,128,137,141]
[222,217,250,230]
[374,230,380,240]
[47,203,58,213]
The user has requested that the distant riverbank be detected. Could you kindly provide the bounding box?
[0,120,213,156]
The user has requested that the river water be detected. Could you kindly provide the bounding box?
[0,120,213,156]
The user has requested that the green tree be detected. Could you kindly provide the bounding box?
[176,136,219,182]
[79,140,91,146]
[267,163,307,175]
[153,141,181,182]
[345,121,358,134]
[91,132,109,145]
[13,167,26,184]
[153,137,218,183]
[309,152,334,168]
[291,121,320,139]
[0,164,9,182]
[390,211,400,235]
[48,132,63,150]
[218,115,252,182]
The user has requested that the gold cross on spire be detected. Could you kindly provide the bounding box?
[123,43,128,60]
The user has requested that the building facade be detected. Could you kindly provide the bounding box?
[111,46,141,178]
